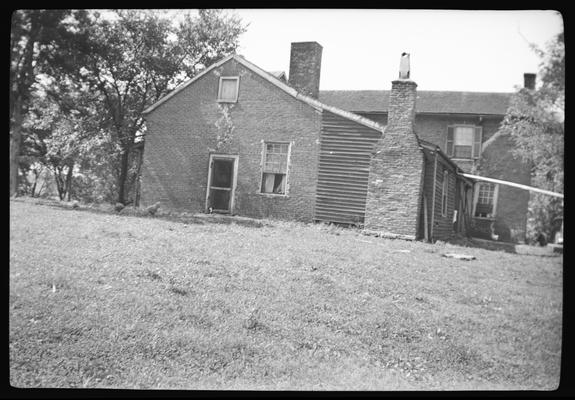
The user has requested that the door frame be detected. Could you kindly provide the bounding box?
[205,154,239,214]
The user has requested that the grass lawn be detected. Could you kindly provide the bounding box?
[9,199,562,390]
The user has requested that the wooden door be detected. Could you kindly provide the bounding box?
[206,155,238,213]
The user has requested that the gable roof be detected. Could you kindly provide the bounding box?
[319,90,512,116]
[142,54,384,133]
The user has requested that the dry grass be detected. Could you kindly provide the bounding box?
[9,199,562,390]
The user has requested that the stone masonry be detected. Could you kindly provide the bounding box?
[364,76,425,239]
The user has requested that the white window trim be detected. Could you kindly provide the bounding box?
[448,124,483,160]
[258,140,292,197]
[472,182,499,219]
[217,76,240,103]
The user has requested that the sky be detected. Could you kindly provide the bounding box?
[230,9,563,92]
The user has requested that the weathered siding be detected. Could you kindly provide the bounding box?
[315,111,381,224]
[432,160,457,241]
[141,58,321,221]
[419,149,460,241]
[419,148,436,240]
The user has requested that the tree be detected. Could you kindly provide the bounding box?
[11,9,246,204]
[498,32,564,243]
[10,10,89,196]
[22,73,120,202]
[74,9,246,204]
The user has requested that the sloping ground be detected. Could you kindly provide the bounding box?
[9,200,562,390]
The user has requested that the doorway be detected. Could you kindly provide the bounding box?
[205,155,238,213]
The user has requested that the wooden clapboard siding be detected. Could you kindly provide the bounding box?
[315,111,382,224]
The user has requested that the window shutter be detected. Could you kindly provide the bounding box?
[446,127,454,156]
[473,127,482,158]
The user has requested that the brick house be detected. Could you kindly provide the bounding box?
[141,42,530,242]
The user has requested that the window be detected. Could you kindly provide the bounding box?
[261,142,290,195]
[473,182,498,218]
[217,77,239,102]
[441,170,449,216]
[446,126,482,159]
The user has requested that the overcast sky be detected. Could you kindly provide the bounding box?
[231,9,563,92]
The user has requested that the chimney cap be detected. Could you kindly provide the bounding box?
[399,52,410,79]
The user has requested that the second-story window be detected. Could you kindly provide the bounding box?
[217,76,240,102]
[446,126,482,159]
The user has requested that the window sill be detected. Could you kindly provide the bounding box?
[450,158,479,162]
[258,193,289,198]
[217,99,237,103]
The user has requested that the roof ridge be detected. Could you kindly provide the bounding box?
[319,89,513,94]
[142,54,236,115]
[143,53,385,132]
[233,55,384,132]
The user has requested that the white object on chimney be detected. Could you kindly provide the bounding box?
[399,52,410,79]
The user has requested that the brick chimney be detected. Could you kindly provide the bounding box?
[524,73,536,90]
[288,42,322,98]
[364,52,424,239]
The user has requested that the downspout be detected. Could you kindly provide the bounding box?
[430,150,438,242]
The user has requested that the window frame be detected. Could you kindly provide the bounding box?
[446,125,483,160]
[204,154,239,214]
[259,141,291,197]
[217,76,240,103]
[472,182,499,219]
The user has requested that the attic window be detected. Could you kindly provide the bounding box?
[218,77,239,102]
[446,126,482,159]
[261,142,290,195]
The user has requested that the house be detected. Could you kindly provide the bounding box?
[140,41,530,243]
[319,74,533,243]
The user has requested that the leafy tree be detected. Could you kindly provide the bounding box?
[498,32,564,243]
[73,9,246,204]
[10,9,89,196]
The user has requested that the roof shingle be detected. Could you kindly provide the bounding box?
[318,90,512,115]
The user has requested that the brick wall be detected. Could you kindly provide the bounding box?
[365,80,424,239]
[358,113,502,173]
[141,58,321,221]
[473,133,531,242]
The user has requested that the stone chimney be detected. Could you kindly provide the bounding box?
[524,73,536,90]
[288,42,322,98]
[388,53,417,136]
[364,52,424,240]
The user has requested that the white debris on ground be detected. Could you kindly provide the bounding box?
[442,253,476,261]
